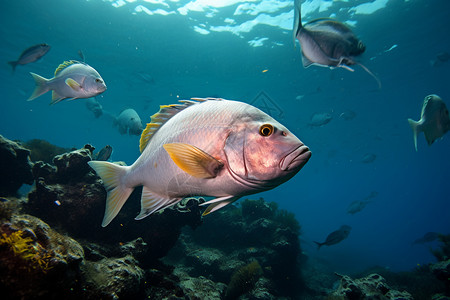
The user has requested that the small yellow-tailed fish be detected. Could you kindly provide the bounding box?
[88,98,311,227]
[28,60,106,105]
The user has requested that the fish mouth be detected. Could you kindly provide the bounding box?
[280,145,311,171]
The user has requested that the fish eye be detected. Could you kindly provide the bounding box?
[259,124,274,137]
[95,78,103,83]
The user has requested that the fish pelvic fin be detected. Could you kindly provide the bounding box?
[8,61,18,73]
[28,72,50,101]
[200,195,238,216]
[163,143,224,179]
[135,187,180,220]
[313,241,323,250]
[87,161,133,227]
[407,118,420,151]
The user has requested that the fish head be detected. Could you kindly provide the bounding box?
[39,43,51,53]
[129,117,144,135]
[224,114,311,190]
[82,66,107,95]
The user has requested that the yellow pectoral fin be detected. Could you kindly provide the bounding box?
[163,143,223,179]
[65,78,82,91]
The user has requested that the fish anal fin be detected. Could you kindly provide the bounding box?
[135,186,179,220]
[301,54,314,68]
[163,143,224,179]
[200,196,238,216]
[65,78,82,91]
[50,91,65,105]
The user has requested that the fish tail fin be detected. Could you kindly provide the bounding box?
[88,161,133,227]
[8,61,18,73]
[357,63,382,89]
[314,241,323,250]
[408,118,420,151]
[28,72,50,101]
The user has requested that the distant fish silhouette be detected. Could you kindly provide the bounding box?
[309,112,332,127]
[361,153,376,163]
[77,49,85,62]
[86,97,103,118]
[314,225,351,250]
[430,52,449,67]
[8,43,51,73]
[293,0,381,88]
[412,232,439,245]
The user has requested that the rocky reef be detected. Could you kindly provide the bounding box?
[0,135,33,196]
[1,134,449,299]
[328,273,413,299]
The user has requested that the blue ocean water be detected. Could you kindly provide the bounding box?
[1,0,449,275]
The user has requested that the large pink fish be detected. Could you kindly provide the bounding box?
[89,98,311,227]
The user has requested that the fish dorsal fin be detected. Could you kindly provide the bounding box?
[139,97,219,153]
[54,60,81,76]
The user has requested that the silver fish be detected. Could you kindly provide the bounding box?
[28,60,107,105]
[8,43,51,73]
[347,200,371,215]
[408,94,450,151]
[88,98,311,227]
[309,112,332,127]
[314,225,351,250]
[293,0,380,88]
[114,108,144,136]
[86,98,103,118]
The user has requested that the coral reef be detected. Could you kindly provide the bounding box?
[21,139,72,164]
[0,214,84,299]
[1,134,447,299]
[432,234,450,262]
[82,255,145,299]
[165,197,304,298]
[329,273,413,300]
[225,260,263,299]
[0,135,33,196]
[26,145,203,265]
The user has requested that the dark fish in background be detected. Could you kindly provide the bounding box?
[309,112,332,127]
[78,49,85,62]
[408,94,450,151]
[95,145,113,161]
[430,52,449,67]
[361,153,376,163]
[314,225,351,250]
[412,232,439,245]
[339,110,356,121]
[86,98,103,118]
[347,200,371,215]
[347,190,378,214]
[114,108,144,136]
[136,72,154,84]
[293,0,381,88]
[8,43,51,73]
